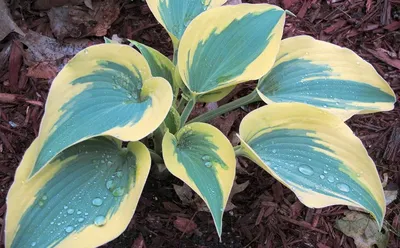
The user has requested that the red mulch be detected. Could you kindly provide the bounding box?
[0,0,399,247]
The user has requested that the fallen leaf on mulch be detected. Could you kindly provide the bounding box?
[0,0,24,41]
[48,0,120,40]
[173,183,193,205]
[335,211,389,248]
[131,233,146,248]
[48,7,82,40]
[364,47,400,70]
[19,30,89,63]
[384,189,398,205]
[225,180,250,211]
[211,110,238,136]
[174,217,198,233]
[27,62,59,79]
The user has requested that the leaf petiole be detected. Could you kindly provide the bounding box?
[189,90,261,123]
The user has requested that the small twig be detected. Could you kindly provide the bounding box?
[0,124,26,137]
[0,93,43,107]
[179,211,198,239]
[279,215,327,234]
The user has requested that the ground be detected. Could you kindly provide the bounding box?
[0,0,399,247]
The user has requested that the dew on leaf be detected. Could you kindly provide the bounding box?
[116,171,123,178]
[92,198,103,206]
[112,187,124,197]
[201,155,210,161]
[298,165,314,176]
[94,216,107,226]
[337,183,350,192]
[65,226,74,233]
[106,180,115,190]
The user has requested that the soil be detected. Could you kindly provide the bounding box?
[0,0,399,247]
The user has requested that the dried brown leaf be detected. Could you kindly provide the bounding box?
[19,30,89,63]
[47,1,119,40]
[27,62,59,79]
[173,217,198,233]
[0,0,24,41]
[173,183,193,205]
[335,211,389,248]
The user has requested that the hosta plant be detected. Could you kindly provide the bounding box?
[6,1,396,247]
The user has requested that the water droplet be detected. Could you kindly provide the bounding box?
[78,218,84,223]
[85,213,89,216]
[116,171,123,178]
[65,226,74,233]
[107,161,113,166]
[38,201,44,207]
[337,183,350,192]
[94,216,107,226]
[31,242,37,247]
[319,175,325,179]
[50,222,54,225]
[327,176,335,183]
[272,149,277,154]
[298,165,314,176]
[77,211,82,215]
[204,162,212,167]
[323,170,327,174]
[201,155,210,161]
[112,187,124,197]
[64,206,68,209]
[92,198,103,206]
[67,209,74,214]
[41,195,48,201]
[106,180,115,190]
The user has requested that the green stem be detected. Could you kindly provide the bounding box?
[189,90,260,123]
[234,145,246,157]
[177,97,188,113]
[180,97,196,127]
[153,124,166,155]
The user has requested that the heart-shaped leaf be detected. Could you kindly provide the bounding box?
[6,137,150,247]
[257,35,396,120]
[177,4,285,99]
[237,103,385,228]
[27,44,173,178]
[162,123,236,237]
